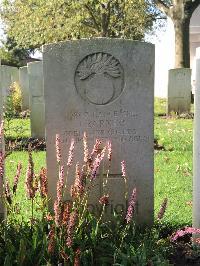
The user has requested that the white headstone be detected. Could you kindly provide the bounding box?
[43,39,154,225]
[167,68,191,114]
[19,66,30,110]
[1,65,19,100]
[193,47,200,229]
[28,61,45,138]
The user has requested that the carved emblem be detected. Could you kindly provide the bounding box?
[75,52,124,105]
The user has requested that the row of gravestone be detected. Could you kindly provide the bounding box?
[0,61,45,138]
[0,59,192,142]
[0,39,197,226]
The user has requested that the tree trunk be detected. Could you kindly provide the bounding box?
[101,12,108,37]
[173,17,190,68]
[155,0,200,69]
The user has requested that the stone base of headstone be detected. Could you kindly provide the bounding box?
[167,68,191,114]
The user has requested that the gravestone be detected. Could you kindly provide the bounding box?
[27,61,45,138]
[0,69,5,221]
[43,39,154,225]
[167,68,191,114]
[1,65,19,100]
[19,66,30,110]
[193,47,200,230]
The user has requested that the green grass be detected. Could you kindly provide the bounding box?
[6,151,46,219]
[154,98,193,226]
[155,151,192,225]
[155,117,193,152]
[154,98,166,116]
[4,98,194,226]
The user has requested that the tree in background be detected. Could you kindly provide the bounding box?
[1,0,159,50]
[155,0,200,68]
[0,37,33,67]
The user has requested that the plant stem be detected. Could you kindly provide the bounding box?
[95,204,105,237]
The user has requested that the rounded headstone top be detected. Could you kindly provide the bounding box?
[42,38,154,53]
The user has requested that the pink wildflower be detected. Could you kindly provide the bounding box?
[5,180,12,205]
[13,162,22,194]
[59,165,64,187]
[126,188,137,223]
[48,225,55,254]
[56,179,62,203]
[171,227,200,242]
[90,146,106,180]
[34,177,39,193]
[99,195,109,206]
[107,141,112,161]
[71,163,84,199]
[55,134,61,164]
[25,150,36,199]
[74,248,81,266]
[39,167,48,198]
[62,202,72,226]
[83,132,89,163]
[0,151,5,180]
[90,139,102,158]
[157,198,168,220]
[0,120,3,143]
[67,138,75,167]
[54,199,62,226]
[121,160,126,177]
[192,238,200,244]
[66,210,78,248]
[54,164,64,226]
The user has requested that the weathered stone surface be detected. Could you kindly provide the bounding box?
[1,65,19,100]
[193,47,200,230]
[27,61,45,138]
[0,68,5,221]
[43,39,154,225]
[19,66,30,110]
[167,68,191,114]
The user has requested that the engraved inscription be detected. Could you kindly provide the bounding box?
[56,108,150,145]
[75,52,124,105]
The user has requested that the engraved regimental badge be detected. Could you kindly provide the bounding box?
[75,52,124,105]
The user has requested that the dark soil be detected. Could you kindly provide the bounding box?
[154,138,165,150]
[5,137,46,151]
[170,242,200,266]
[5,137,165,152]
[161,113,194,120]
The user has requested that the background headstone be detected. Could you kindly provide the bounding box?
[1,65,19,100]
[19,66,30,110]
[28,61,45,138]
[167,68,191,114]
[43,39,154,225]
[193,47,200,229]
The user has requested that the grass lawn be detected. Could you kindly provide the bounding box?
[5,98,193,226]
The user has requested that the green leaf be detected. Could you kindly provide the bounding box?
[16,239,26,265]
[4,255,12,266]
